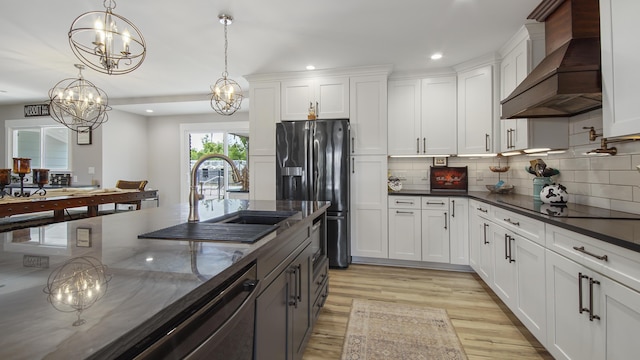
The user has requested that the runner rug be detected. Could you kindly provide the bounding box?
[341,299,468,360]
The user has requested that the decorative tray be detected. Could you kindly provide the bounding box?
[489,166,510,173]
[486,184,515,194]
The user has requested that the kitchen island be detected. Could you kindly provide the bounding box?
[0,199,329,359]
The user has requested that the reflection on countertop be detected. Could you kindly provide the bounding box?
[0,198,329,360]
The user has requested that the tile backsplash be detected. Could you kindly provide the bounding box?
[388,109,640,214]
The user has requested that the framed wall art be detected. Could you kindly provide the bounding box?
[433,157,448,167]
[77,127,92,145]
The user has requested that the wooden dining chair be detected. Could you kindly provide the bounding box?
[114,180,148,211]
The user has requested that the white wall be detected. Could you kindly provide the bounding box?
[101,110,148,189]
[0,104,26,168]
[146,112,249,206]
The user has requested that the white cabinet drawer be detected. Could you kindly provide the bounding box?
[546,224,640,292]
[469,199,491,219]
[491,207,545,246]
[421,197,449,210]
[388,196,421,209]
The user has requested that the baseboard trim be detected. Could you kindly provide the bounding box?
[350,257,473,272]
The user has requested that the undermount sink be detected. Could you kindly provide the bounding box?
[204,210,299,225]
[138,210,300,244]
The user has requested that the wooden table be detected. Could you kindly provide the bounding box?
[0,190,159,221]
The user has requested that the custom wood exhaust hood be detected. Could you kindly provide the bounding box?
[501,0,602,119]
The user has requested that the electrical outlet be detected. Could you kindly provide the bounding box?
[477,171,483,181]
[73,175,78,183]
[88,167,95,175]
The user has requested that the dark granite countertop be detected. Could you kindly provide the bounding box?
[389,190,640,253]
[0,199,329,360]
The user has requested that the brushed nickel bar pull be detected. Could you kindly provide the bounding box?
[578,273,589,314]
[504,218,520,226]
[451,200,455,217]
[417,138,420,153]
[483,223,489,244]
[504,234,509,260]
[573,246,608,261]
[508,235,515,263]
[427,201,445,205]
[444,212,447,229]
[396,210,414,214]
[477,207,488,213]
[589,277,601,321]
[351,157,355,174]
[485,134,490,152]
[423,138,426,153]
[351,137,355,153]
[297,264,302,302]
[395,200,414,204]
[288,267,297,307]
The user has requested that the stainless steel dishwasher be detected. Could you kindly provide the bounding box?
[124,262,259,360]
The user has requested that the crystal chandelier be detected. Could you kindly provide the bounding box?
[68,0,146,75]
[48,64,111,132]
[211,14,243,116]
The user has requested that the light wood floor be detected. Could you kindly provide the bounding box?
[302,264,554,360]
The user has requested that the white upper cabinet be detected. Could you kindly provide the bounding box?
[249,81,280,156]
[388,79,421,155]
[388,76,457,156]
[499,24,568,153]
[421,77,457,155]
[600,0,640,137]
[350,75,388,155]
[281,76,349,120]
[457,65,494,155]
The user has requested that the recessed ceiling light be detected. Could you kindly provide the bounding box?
[145,109,154,113]
[430,53,443,60]
[306,65,316,70]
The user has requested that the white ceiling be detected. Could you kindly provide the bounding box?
[0,0,541,117]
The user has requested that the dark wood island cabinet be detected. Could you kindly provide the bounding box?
[255,213,328,360]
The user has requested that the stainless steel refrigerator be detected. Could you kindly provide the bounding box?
[276,119,350,268]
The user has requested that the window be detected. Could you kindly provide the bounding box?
[189,131,248,199]
[6,120,71,171]
[179,121,249,203]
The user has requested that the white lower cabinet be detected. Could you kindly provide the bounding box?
[491,223,517,307]
[388,196,421,261]
[351,155,388,258]
[421,202,450,263]
[513,236,547,344]
[546,249,604,360]
[387,196,468,265]
[449,198,469,265]
[469,200,492,283]
[478,205,547,345]
[545,230,640,360]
